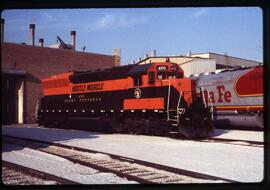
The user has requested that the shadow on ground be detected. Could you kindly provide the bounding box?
[1,120,106,153]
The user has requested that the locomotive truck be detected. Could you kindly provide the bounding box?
[37,60,214,138]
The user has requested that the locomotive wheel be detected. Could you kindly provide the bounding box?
[111,117,122,133]
[120,120,129,133]
[43,117,53,128]
[178,116,213,139]
[179,99,214,139]
[56,116,68,128]
[140,119,150,135]
[37,117,44,126]
[128,123,137,134]
[135,125,144,135]
[49,117,58,128]
[160,124,169,136]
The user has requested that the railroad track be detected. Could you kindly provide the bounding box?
[203,137,264,148]
[42,126,263,148]
[167,133,263,148]
[31,124,263,148]
[3,135,238,184]
[2,160,79,185]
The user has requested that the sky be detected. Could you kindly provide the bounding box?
[1,7,263,64]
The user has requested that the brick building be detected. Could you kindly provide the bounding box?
[1,21,119,124]
[2,42,118,124]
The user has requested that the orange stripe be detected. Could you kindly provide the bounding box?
[123,98,164,110]
[43,75,192,96]
[215,105,263,111]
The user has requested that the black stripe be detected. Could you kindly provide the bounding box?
[41,86,183,112]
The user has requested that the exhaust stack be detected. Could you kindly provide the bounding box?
[70,31,76,50]
[1,18,4,43]
[113,48,121,66]
[29,24,35,46]
[150,49,156,57]
[39,38,44,47]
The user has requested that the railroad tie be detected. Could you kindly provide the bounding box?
[135,172,157,177]
[105,164,126,170]
[98,161,116,166]
[125,169,146,174]
[146,174,170,181]
[91,160,111,165]
[164,178,184,183]
[119,167,139,172]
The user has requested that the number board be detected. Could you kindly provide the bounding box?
[156,65,168,71]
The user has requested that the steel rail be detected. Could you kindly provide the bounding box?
[3,135,238,183]
[204,137,264,147]
[2,160,80,185]
[168,133,263,147]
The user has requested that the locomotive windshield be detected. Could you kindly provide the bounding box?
[157,71,183,80]
[156,64,183,80]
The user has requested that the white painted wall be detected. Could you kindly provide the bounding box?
[18,80,24,124]
[180,59,216,76]
[191,53,260,67]
[138,56,216,77]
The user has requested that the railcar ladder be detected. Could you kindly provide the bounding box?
[166,80,183,125]
[207,91,214,121]
[166,80,171,121]
[176,91,184,124]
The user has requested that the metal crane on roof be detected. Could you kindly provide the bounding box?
[56,36,71,50]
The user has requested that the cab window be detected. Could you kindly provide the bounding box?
[148,72,155,84]
[133,76,142,86]
[157,71,183,80]
[168,73,176,79]
[176,72,183,79]
[157,72,167,80]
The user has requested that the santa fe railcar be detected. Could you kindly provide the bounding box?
[37,60,213,138]
[193,66,264,128]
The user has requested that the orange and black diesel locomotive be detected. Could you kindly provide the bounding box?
[37,60,213,138]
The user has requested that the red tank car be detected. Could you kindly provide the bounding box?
[194,66,264,128]
[37,60,213,138]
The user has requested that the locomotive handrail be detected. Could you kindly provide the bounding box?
[162,79,183,123]
[167,80,171,121]
[201,87,207,108]
[176,91,183,123]
[207,91,214,121]
[160,79,171,121]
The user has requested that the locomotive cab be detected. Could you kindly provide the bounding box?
[147,62,184,83]
[144,61,213,138]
